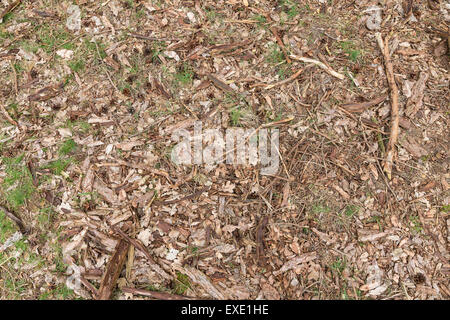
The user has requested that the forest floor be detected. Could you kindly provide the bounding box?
[0,0,449,300]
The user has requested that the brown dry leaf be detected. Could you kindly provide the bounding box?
[93,178,119,204]
[402,135,428,158]
[273,252,317,276]
[260,282,281,300]
[434,40,448,57]
[357,230,388,242]
[341,96,387,113]
[405,72,429,118]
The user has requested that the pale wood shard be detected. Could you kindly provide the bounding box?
[176,266,226,300]
[289,54,345,80]
[376,33,400,180]
[96,239,130,300]
[122,287,194,300]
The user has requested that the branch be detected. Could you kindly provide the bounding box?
[376,33,400,180]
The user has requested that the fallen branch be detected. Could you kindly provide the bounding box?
[289,55,345,80]
[0,0,21,22]
[122,287,194,300]
[96,239,130,300]
[0,205,28,234]
[112,226,171,281]
[376,33,400,180]
[0,104,18,126]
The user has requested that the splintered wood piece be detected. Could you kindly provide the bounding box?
[206,74,234,93]
[96,239,130,300]
[341,95,387,113]
[122,287,194,300]
[112,226,171,280]
[256,216,269,266]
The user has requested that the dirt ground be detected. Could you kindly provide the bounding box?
[0,0,449,300]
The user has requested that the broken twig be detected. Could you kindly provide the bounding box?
[376,33,400,180]
[289,55,345,80]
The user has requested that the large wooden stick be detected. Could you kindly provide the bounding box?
[96,239,130,300]
[376,33,400,180]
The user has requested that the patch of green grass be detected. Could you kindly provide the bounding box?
[68,59,85,73]
[41,158,74,176]
[14,239,28,252]
[279,0,299,19]
[52,243,68,274]
[54,284,75,299]
[39,284,75,300]
[64,120,91,134]
[83,38,106,60]
[409,215,423,234]
[230,107,242,126]
[5,278,27,299]
[331,258,346,275]
[266,43,286,64]
[13,62,24,73]
[205,9,220,23]
[58,139,77,156]
[312,202,331,215]
[0,30,14,39]
[174,64,194,86]
[277,64,293,80]
[173,272,191,295]
[0,210,16,243]
[36,25,73,54]
[343,205,359,217]
[252,14,267,27]
[38,206,54,228]
[1,154,35,209]
[339,41,361,62]
[441,205,450,213]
